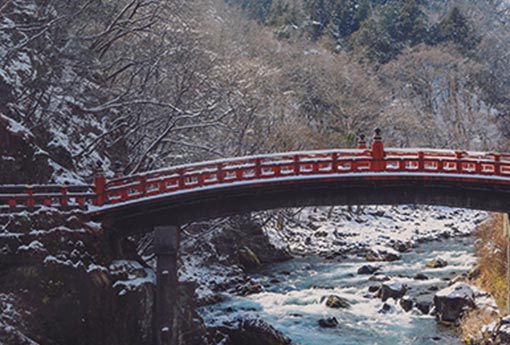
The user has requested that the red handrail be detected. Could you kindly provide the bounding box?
[2,146,510,211]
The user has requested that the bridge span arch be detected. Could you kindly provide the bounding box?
[87,131,510,236]
[94,172,510,236]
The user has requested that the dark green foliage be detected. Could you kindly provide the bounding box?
[226,0,274,22]
[352,17,401,64]
[391,0,427,45]
[435,7,481,55]
[225,0,481,64]
[308,0,328,39]
[352,0,427,63]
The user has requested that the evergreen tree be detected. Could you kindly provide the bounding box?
[437,6,481,54]
[308,0,328,39]
[351,17,400,64]
[380,0,427,45]
[355,0,371,26]
[269,0,290,26]
[394,0,427,45]
[331,0,361,38]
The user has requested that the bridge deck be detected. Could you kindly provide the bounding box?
[2,145,510,222]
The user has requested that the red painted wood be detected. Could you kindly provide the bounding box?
[26,186,34,208]
[4,147,510,210]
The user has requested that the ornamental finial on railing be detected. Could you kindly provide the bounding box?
[371,127,385,165]
[373,127,382,141]
[357,134,367,149]
[93,161,106,207]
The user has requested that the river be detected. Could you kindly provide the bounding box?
[199,236,476,345]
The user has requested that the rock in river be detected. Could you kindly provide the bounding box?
[238,246,261,270]
[376,280,407,302]
[426,258,448,268]
[322,295,350,309]
[434,283,476,323]
[358,265,380,275]
[400,297,414,312]
[216,318,293,345]
[366,246,401,262]
[318,317,339,328]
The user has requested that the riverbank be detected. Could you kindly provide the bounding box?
[191,206,493,345]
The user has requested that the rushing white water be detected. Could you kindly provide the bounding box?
[200,237,476,345]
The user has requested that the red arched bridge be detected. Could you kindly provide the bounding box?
[3,130,510,345]
[2,131,510,232]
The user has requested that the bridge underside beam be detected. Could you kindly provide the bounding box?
[154,225,180,345]
[102,179,510,236]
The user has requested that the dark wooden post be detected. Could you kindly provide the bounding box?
[154,226,180,345]
[26,185,34,209]
[93,173,107,206]
[504,213,510,315]
[494,153,501,175]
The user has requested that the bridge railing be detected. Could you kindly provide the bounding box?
[0,184,94,210]
[99,148,510,207]
[3,145,510,210]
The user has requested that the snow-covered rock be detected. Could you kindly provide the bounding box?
[366,245,401,262]
[376,280,407,302]
[434,283,476,323]
[263,205,487,257]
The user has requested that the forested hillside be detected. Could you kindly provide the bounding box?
[2,2,510,345]
[1,0,510,183]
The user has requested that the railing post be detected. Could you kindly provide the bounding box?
[418,152,425,172]
[154,225,180,345]
[455,150,464,173]
[60,185,68,208]
[255,158,262,178]
[26,185,34,209]
[357,134,367,150]
[332,152,338,173]
[294,155,300,175]
[93,173,107,207]
[494,153,501,175]
[178,169,185,189]
[43,197,52,207]
[217,163,224,183]
[370,128,385,171]
[140,175,147,196]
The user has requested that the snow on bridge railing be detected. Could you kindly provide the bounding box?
[0,184,94,210]
[2,131,510,211]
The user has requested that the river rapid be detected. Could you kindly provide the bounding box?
[200,236,476,345]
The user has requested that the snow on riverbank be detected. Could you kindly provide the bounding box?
[179,205,488,303]
[263,205,487,256]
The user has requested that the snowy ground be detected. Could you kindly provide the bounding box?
[180,205,488,302]
[264,205,487,256]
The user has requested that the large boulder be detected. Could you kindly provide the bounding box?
[434,283,476,323]
[376,280,407,302]
[238,246,261,270]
